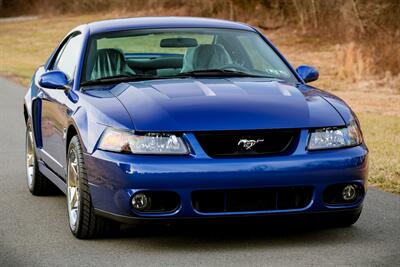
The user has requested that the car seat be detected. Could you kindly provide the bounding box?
[90,48,135,80]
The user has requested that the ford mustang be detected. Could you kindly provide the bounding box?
[24,17,368,238]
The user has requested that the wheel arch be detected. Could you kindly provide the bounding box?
[66,124,79,152]
[66,90,134,156]
[68,104,108,155]
[23,104,28,125]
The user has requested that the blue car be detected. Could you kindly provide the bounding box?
[24,17,368,238]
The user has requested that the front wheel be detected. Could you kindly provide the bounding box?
[26,122,56,195]
[67,135,119,239]
[334,209,362,227]
[320,208,362,228]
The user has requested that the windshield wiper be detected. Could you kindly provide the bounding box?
[176,69,276,78]
[81,70,278,87]
[80,74,165,87]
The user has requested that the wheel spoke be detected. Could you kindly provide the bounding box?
[69,188,80,209]
[26,128,35,188]
[70,161,78,176]
[69,188,76,207]
[27,154,33,166]
[67,147,80,230]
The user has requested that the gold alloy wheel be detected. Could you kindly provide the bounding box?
[67,148,80,231]
[26,128,35,190]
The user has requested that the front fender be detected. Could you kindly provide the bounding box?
[316,90,354,124]
[70,106,107,155]
[69,90,133,154]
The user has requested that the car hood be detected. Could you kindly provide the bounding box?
[111,78,345,132]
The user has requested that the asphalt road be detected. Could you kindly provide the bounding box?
[0,76,399,266]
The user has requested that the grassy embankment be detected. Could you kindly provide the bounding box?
[0,14,399,193]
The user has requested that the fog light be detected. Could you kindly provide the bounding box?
[132,193,150,211]
[342,185,357,201]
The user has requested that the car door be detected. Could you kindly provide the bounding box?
[40,32,83,177]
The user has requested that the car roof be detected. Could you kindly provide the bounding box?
[87,16,256,35]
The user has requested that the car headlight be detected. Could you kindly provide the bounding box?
[308,120,362,150]
[98,128,189,155]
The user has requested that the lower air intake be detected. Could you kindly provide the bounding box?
[192,187,313,213]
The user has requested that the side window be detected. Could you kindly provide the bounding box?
[53,33,83,80]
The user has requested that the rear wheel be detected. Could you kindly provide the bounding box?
[67,135,119,239]
[26,123,55,195]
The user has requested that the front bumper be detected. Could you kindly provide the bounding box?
[84,132,368,222]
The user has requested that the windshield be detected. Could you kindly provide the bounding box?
[82,28,297,84]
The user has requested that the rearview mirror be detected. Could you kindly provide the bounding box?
[296,65,319,83]
[39,70,69,89]
[160,38,198,48]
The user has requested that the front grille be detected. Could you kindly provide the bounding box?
[192,187,313,213]
[195,129,299,158]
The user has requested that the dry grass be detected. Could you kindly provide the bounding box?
[0,14,399,193]
[267,30,400,116]
[0,14,118,84]
[2,0,399,79]
[335,42,372,83]
[358,113,400,194]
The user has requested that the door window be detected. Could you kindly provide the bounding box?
[53,33,83,80]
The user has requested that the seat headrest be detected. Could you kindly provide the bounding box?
[192,44,232,70]
[91,48,127,80]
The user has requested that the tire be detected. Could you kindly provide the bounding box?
[323,208,362,227]
[26,122,56,195]
[67,135,119,239]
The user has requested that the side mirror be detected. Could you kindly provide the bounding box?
[296,65,319,83]
[39,70,69,89]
